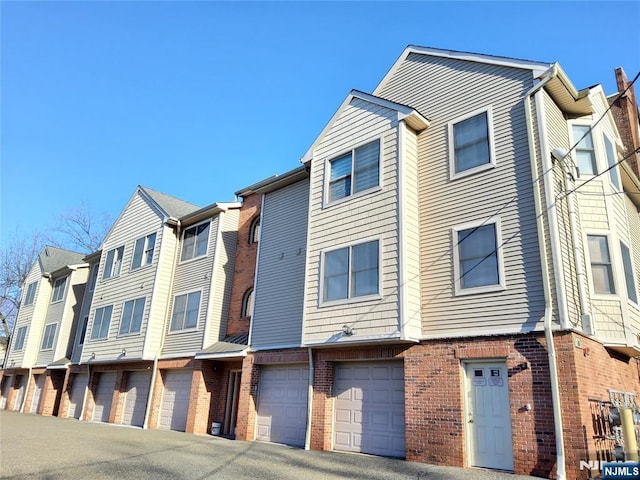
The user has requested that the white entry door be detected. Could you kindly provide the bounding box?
[465,362,514,471]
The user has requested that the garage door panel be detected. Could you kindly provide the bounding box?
[31,374,46,413]
[256,365,308,447]
[68,374,87,419]
[334,361,405,458]
[159,370,191,431]
[93,372,116,422]
[122,371,151,427]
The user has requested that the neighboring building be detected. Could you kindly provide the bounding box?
[2,47,639,480]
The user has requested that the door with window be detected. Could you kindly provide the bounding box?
[464,362,514,471]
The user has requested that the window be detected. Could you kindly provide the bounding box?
[88,264,99,292]
[450,109,494,177]
[14,326,27,351]
[131,233,156,269]
[170,291,201,331]
[455,222,502,293]
[573,125,597,176]
[588,235,615,294]
[181,222,210,261]
[322,240,379,302]
[328,140,380,202]
[91,305,113,340]
[119,297,145,335]
[24,282,37,306]
[41,323,57,350]
[241,289,254,317]
[79,316,88,345]
[603,134,621,189]
[51,277,67,303]
[249,217,261,244]
[620,242,637,303]
[103,246,124,279]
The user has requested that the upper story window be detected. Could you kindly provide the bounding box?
[454,220,504,295]
[587,235,615,294]
[573,125,597,176]
[328,140,380,203]
[322,240,379,303]
[620,242,637,304]
[41,323,57,350]
[88,264,99,292]
[249,217,261,244]
[14,326,27,351]
[603,134,621,189]
[51,277,67,303]
[170,290,201,332]
[181,222,210,262]
[449,108,495,178]
[119,297,146,335]
[24,282,37,306]
[132,233,156,270]
[78,316,88,346]
[241,288,254,317]
[91,305,113,340]
[103,246,124,279]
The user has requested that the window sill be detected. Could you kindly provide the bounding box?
[178,255,208,266]
[117,331,142,338]
[168,327,199,335]
[450,162,495,181]
[454,283,506,297]
[324,185,382,209]
[319,293,382,308]
[130,263,154,273]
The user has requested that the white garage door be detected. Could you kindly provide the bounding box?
[1,376,12,409]
[256,364,308,447]
[122,371,151,427]
[333,361,405,458]
[93,372,117,422]
[30,374,46,413]
[159,370,191,431]
[14,376,27,412]
[67,374,88,419]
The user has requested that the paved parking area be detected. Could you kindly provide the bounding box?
[0,411,541,479]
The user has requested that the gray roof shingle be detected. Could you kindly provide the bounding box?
[140,186,201,219]
[39,246,86,274]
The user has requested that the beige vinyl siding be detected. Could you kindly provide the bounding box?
[304,99,401,345]
[252,179,309,349]
[71,261,100,364]
[401,126,422,340]
[377,53,545,337]
[625,196,640,336]
[143,224,178,357]
[6,264,51,368]
[203,209,239,347]
[162,215,220,356]
[82,193,165,362]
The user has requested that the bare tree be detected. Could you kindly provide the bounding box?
[46,202,111,253]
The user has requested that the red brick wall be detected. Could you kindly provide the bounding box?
[58,365,88,418]
[227,193,261,337]
[39,369,65,416]
[609,67,640,179]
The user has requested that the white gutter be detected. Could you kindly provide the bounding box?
[525,67,566,480]
[304,347,314,450]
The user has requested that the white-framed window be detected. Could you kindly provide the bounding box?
[453,219,504,295]
[241,288,254,317]
[321,239,380,303]
[249,217,260,244]
[88,264,99,292]
[327,139,380,203]
[587,235,615,294]
[572,125,597,176]
[14,326,27,351]
[24,282,37,306]
[620,241,637,304]
[180,222,210,262]
[131,233,156,270]
[119,297,145,335]
[51,277,67,303]
[449,107,495,178]
[103,246,124,279]
[41,323,57,350]
[170,290,201,332]
[78,316,88,346]
[91,305,113,340]
[603,134,621,189]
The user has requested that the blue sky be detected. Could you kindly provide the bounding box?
[1,1,638,250]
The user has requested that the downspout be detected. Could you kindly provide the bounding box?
[20,367,32,413]
[143,218,181,429]
[304,347,314,450]
[525,66,566,480]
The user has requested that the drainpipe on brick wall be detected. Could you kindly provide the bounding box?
[304,347,314,450]
[525,66,567,480]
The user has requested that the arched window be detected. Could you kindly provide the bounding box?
[249,216,260,244]
[241,288,254,317]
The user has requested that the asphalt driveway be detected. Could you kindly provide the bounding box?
[0,411,541,480]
